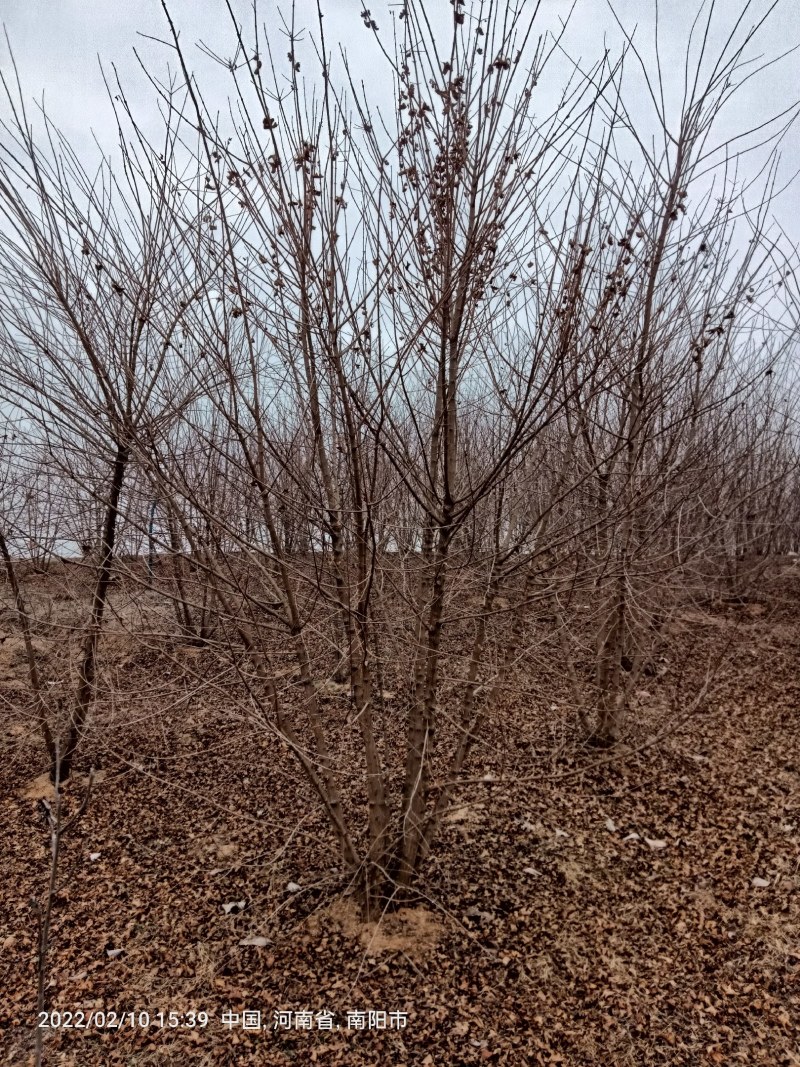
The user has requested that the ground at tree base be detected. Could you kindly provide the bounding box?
[0,572,798,1066]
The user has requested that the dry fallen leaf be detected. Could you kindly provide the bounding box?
[222,900,247,915]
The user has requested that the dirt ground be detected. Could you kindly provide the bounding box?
[1,564,798,1065]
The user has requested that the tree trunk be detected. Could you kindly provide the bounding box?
[60,442,129,781]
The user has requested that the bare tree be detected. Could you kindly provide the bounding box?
[1,0,796,923]
[0,61,217,778]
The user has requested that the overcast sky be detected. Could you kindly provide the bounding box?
[1,0,799,242]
